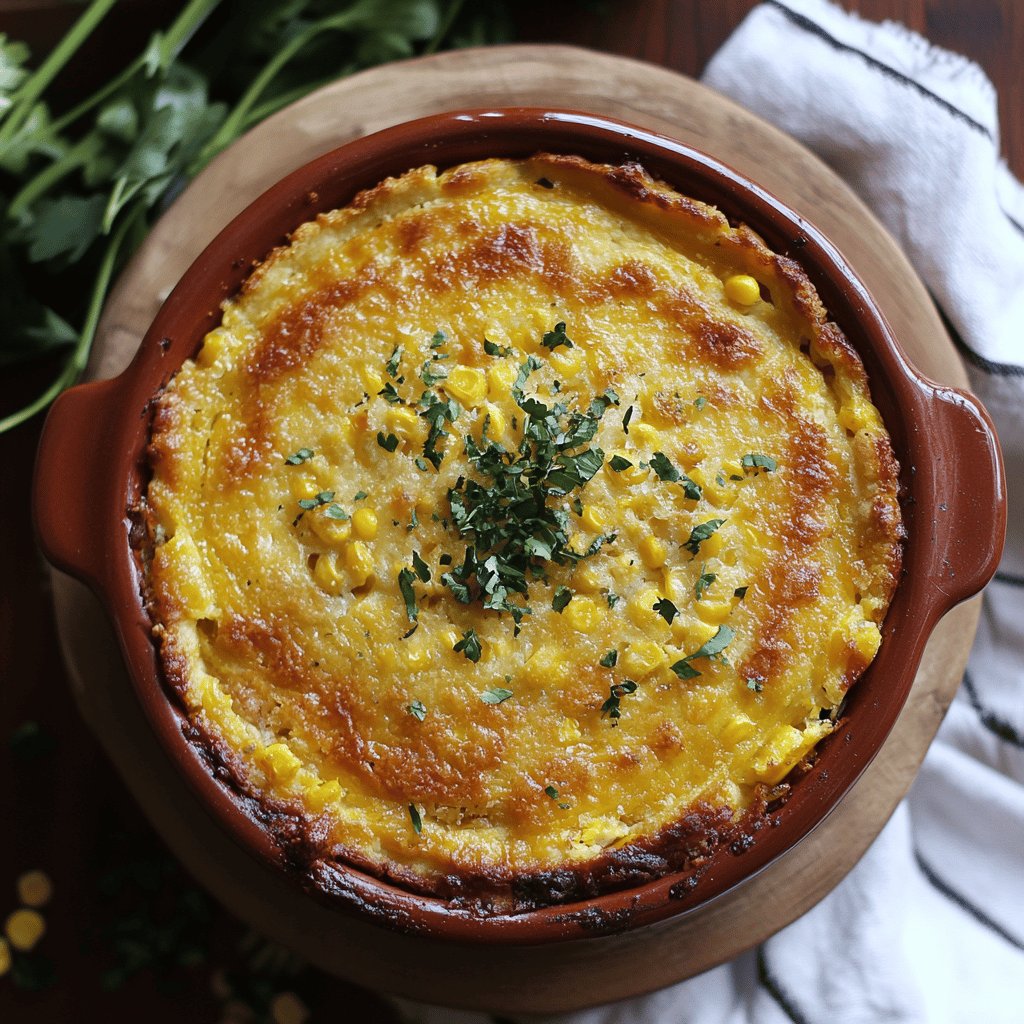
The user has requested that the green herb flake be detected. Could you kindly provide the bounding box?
[622,405,634,434]
[650,451,680,483]
[541,321,573,350]
[746,677,765,693]
[552,585,573,613]
[414,456,430,472]
[606,592,621,608]
[284,447,314,465]
[354,491,368,501]
[544,784,560,799]
[481,687,513,705]
[397,568,418,622]
[407,700,427,721]
[680,475,702,501]
[297,490,335,511]
[601,679,638,721]
[484,338,513,357]
[694,396,708,411]
[420,360,448,387]
[325,503,350,520]
[742,453,778,474]
[385,345,403,378]
[430,330,447,348]
[696,566,717,600]
[609,454,634,472]
[670,658,702,680]
[716,473,727,487]
[378,381,403,404]
[734,586,749,600]
[453,628,482,663]
[689,624,735,660]
[653,597,678,624]
[684,518,725,556]
[599,649,618,668]
[408,803,422,834]
[411,551,431,583]
[377,431,400,452]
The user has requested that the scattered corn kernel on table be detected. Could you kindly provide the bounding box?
[2,3,1020,1019]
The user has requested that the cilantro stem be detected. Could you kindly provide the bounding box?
[0,201,143,434]
[424,0,466,54]
[8,135,103,219]
[0,0,119,144]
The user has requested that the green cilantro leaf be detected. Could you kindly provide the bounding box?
[694,396,708,410]
[297,490,334,510]
[398,568,418,622]
[412,551,431,583]
[609,455,633,472]
[484,338,513,357]
[734,586,749,600]
[746,677,765,693]
[689,624,735,660]
[742,453,778,473]
[599,649,618,668]
[409,804,422,834]
[650,451,680,482]
[621,405,634,434]
[601,679,638,720]
[684,518,725,556]
[670,658,701,680]
[284,447,314,465]
[377,431,399,452]
[453,628,482,663]
[680,474,702,501]
[385,345,403,377]
[430,330,446,348]
[653,597,678,624]
[481,686,513,704]
[541,321,573,350]
[325,503,350,520]
[407,700,427,721]
[696,566,717,600]
[552,585,573,612]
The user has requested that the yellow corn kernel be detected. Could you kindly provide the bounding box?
[573,565,603,593]
[752,722,830,784]
[0,937,9,977]
[550,347,583,376]
[621,639,668,679]
[403,644,430,671]
[720,714,757,746]
[309,510,351,546]
[441,628,461,650]
[565,596,601,633]
[361,364,383,396]
[853,619,882,662]
[5,908,45,952]
[154,533,216,618]
[638,535,667,569]
[559,717,582,743]
[625,491,657,519]
[661,569,687,604]
[198,327,231,367]
[445,365,488,406]
[526,645,565,683]
[344,540,374,587]
[578,815,630,849]
[352,507,379,540]
[481,402,507,439]
[700,529,724,558]
[627,588,662,629]
[676,616,718,651]
[307,778,343,812]
[581,505,607,533]
[312,552,345,596]
[16,871,52,909]
[724,273,761,306]
[838,399,877,433]
[385,405,421,442]
[696,598,733,624]
[606,450,650,485]
[261,742,301,784]
[487,359,518,399]
[288,471,321,502]
[630,422,660,449]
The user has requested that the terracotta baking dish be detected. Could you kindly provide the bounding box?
[33,109,1004,952]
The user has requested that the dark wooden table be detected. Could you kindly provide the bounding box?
[2,2,1020,1019]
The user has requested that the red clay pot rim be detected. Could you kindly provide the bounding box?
[33,108,1006,945]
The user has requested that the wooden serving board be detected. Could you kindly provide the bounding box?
[52,46,979,1013]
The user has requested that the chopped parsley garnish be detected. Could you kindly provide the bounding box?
[552,585,573,612]
[599,649,618,668]
[407,700,427,721]
[377,431,399,452]
[601,679,638,721]
[696,566,717,600]
[481,686,513,705]
[694,396,708,411]
[544,784,559,799]
[439,553,453,566]
[649,451,680,482]
[419,393,460,469]
[716,473,726,487]
[536,177,555,189]
[412,551,431,583]
[407,509,419,532]
[680,474,702,501]
[670,625,735,680]
[541,321,573,350]
[746,677,765,693]
[325,503,350,521]
[606,591,621,608]
[385,345,403,378]
[379,381,404,404]
[284,447,314,465]
[734,585,749,600]
[398,568,418,622]
[653,597,678,624]
[684,518,725,556]
[420,360,448,387]
[622,405,634,434]
[408,803,422,834]
[297,490,334,510]
[414,456,429,472]
[354,491,368,501]
[453,628,482,663]
[609,455,633,472]
[430,330,446,348]
[742,452,778,474]
[484,339,513,357]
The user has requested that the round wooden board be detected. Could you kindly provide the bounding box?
[53,46,979,1013]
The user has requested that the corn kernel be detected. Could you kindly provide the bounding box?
[606,450,650,485]
[630,423,660,449]
[700,530,724,558]
[853,620,882,662]
[16,870,52,908]
[445,365,487,406]
[573,566,603,593]
[154,533,216,618]
[0,937,9,977]
[385,405,421,442]
[578,815,630,849]
[558,717,582,743]
[352,507,378,540]
[5,908,45,952]
[839,399,876,433]
[309,511,351,546]
[627,588,663,628]
[261,742,301,784]
[551,347,584,376]
[288,471,321,502]
[307,778,343,812]
[677,616,718,651]
[565,597,601,633]
[361,364,383,395]
[752,722,830,784]
[198,327,231,367]
[526,645,564,683]
[696,599,733,624]
[488,359,518,399]
[581,506,607,533]
[724,273,761,306]
[481,402,507,439]
[312,552,345,596]
[720,714,757,746]
[344,540,374,587]
[638,535,667,569]
[621,639,668,678]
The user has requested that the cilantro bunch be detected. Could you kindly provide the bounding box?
[0,0,512,432]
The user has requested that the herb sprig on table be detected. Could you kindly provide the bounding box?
[0,0,513,432]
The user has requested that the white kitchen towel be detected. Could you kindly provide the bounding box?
[395,2,1024,1021]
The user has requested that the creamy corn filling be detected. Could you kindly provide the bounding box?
[146,156,901,891]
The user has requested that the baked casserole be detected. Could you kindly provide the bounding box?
[144,154,903,910]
